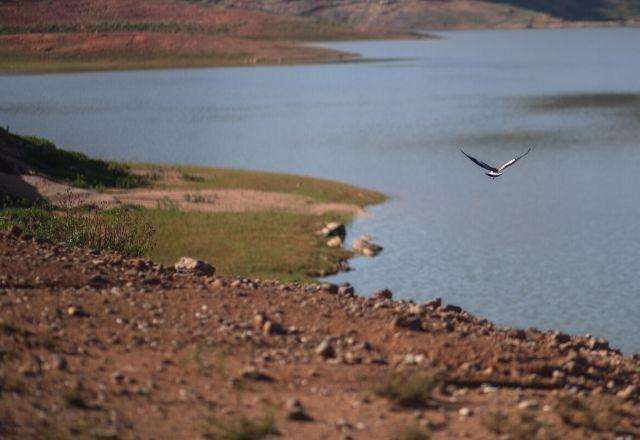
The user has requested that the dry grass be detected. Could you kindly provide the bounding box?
[557,395,624,432]
[136,163,386,207]
[375,371,441,409]
[204,411,276,440]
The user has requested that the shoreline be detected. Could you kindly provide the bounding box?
[1,20,639,75]
[0,128,386,282]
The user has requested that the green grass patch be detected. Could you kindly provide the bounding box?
[136,163,386,207]
[0,203,155,257]
[0,127,145,189]
[144,208,350,281]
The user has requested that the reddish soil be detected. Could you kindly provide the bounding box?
[1,230,639,438]
[0,0,400,70]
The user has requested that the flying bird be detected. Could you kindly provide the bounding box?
[460,148,531,179]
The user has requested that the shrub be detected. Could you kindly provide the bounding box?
[204,412,276,440]
[375,371,441,409]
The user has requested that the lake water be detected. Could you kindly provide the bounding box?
[2,28,640,353]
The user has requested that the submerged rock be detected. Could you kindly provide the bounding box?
[352,236,383,257]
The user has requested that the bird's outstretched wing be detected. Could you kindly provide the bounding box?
[497,148,531,172]
[460,149,498,173]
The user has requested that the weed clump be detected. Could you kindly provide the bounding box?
[375,370,441,409]
[0,199,154,257]
[204,411,276,440]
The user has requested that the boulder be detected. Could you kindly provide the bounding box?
[318,222,346,239]
[174,257,215,276]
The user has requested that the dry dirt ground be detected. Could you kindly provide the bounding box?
[0,229,639,439]
[0,172,367,217]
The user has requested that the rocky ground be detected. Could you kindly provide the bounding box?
[1,227,639,439]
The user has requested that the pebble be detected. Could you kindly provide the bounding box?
[459,407,472,417]
[374,289,393,300]
[286,398,311,421]
[315,340,336,359]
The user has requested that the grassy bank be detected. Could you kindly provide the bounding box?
[146,209,352,281]
[1,130,385,281]
[134,163,385,206]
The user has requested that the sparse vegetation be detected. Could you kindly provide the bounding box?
[138,163,386,206]
[0,201,155,257]
[482,409,557,438]
[375,371,441,409]
[557,395,624,432]
[62,388,88,409]
[0,127,146,189]
[0,375,27,396]
[481,410,509,435]
[399,426,431,440]
[204,411,276,440]
[184,192,213,204]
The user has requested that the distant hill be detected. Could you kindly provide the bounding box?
[486,0,640,21]
[197,0,640,29]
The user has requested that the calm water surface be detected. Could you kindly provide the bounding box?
[2,28,640,352]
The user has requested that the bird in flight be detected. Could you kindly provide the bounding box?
[460,148,531,179]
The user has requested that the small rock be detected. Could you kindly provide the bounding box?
[49,354,67,371]
[327,236,343,247]
[320,283,339,294]
[318,222,346,239]
[374,289,393,300]
[315,340,335,359]
[286,398,312,421]
[617,385,637,400]
[390,316,423,332]
[553,332,571,344]
[517,400,539,410]
[262,321,285,335]
[352,236,383,257]
[111,371,124,384]
[210,278,227,289]
[338,285,355,296]
[240,366,273,382]
[174,257,215,276]
[444,304,462,313]
[425,298,442,309]
[459,407,473,417]
[6,225,22,238]
[88,274,108,287]
[67,306,88,317]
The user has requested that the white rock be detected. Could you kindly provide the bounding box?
[174,257,215,276]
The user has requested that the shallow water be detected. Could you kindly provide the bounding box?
[1,28,640,352]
